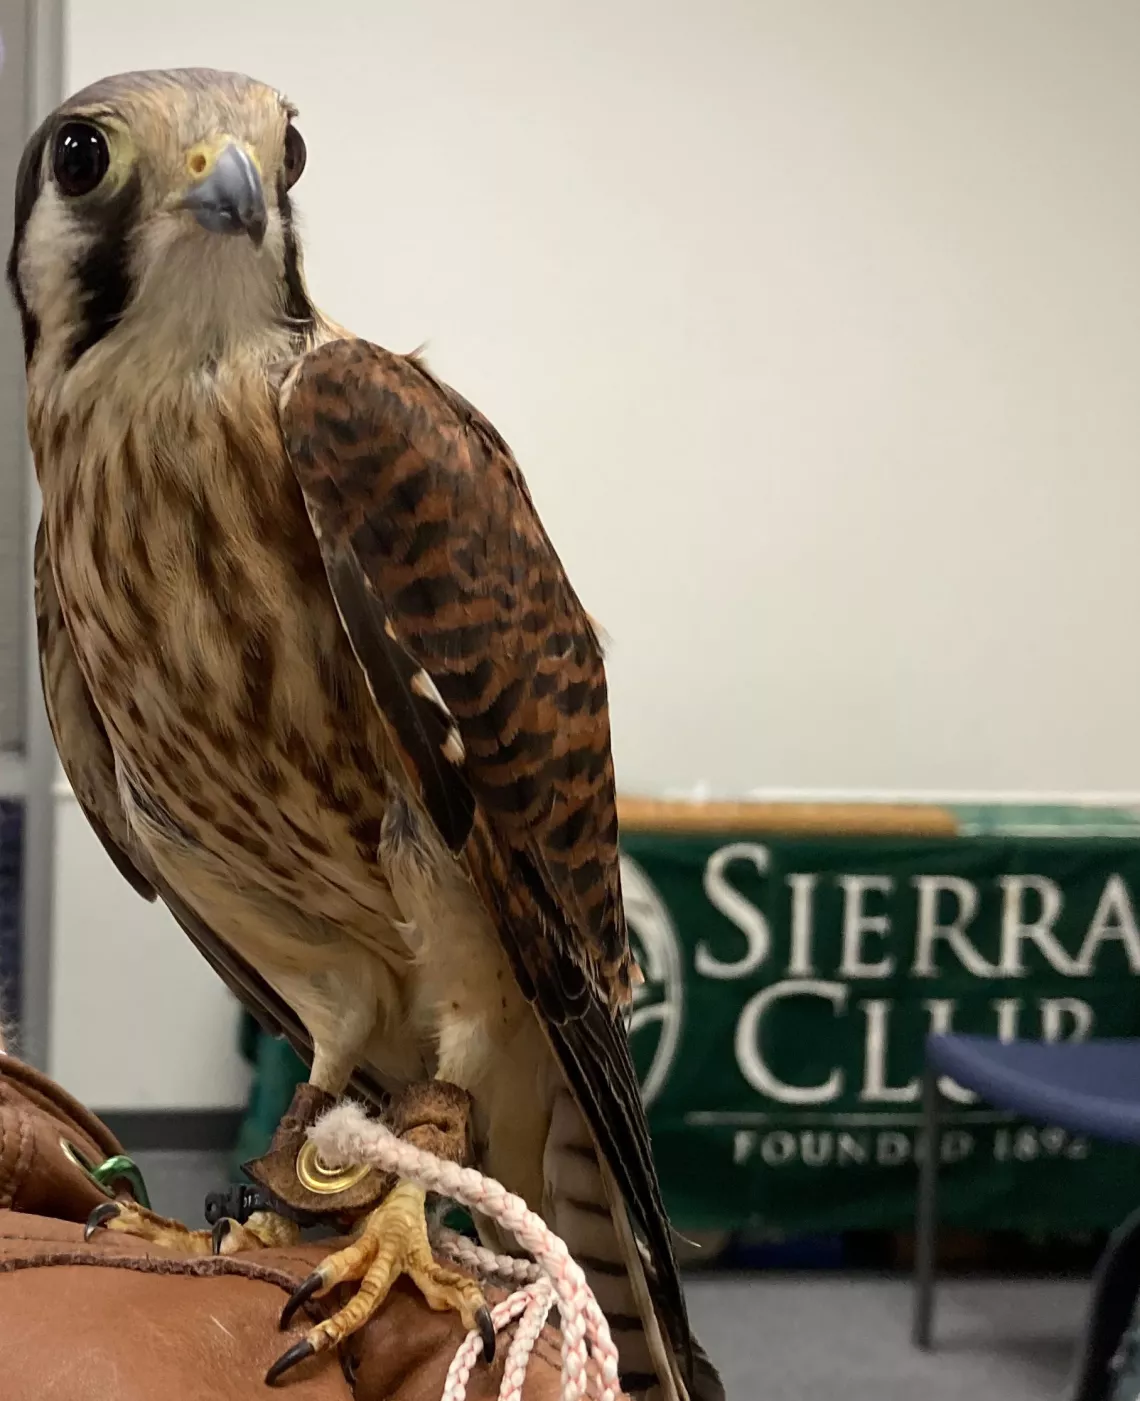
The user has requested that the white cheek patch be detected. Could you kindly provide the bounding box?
[19,189,94,355]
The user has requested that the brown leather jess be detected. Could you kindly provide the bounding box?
[0,1052,619,1400]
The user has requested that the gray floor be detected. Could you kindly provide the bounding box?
[686,1274,1084,1401]
[136,1151,1088,1400]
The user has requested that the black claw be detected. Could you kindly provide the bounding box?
[279,1272,323,1332]
[265,1339,315,1386]
[211,1219,231,1254]
[84,1202,120,1242]
[476,1305,496,1364]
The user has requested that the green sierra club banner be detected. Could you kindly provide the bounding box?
[623,809,1140,1234]
[237,806,1140,1234]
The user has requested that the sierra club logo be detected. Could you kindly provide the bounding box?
[618,837,1138,1176]
[621,854,685,1108]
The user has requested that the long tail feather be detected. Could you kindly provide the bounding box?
[544,1087,724,1401]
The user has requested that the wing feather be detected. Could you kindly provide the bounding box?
[279,338,690,1369]
[321,544,474,852]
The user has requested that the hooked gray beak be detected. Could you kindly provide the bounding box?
[182,142,268,247]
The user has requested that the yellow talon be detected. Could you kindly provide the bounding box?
[269,1180,493,1386]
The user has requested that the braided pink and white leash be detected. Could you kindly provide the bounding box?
[309,1102,622,1401]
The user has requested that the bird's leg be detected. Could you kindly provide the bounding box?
[268,1079,492,1386]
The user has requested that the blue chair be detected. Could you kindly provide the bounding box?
[913,1034,1140,1353]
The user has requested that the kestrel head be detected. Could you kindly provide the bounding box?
[7,68,314,382]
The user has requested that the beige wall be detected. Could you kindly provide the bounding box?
[64,0,1140,796]
[46,2,1140,1103]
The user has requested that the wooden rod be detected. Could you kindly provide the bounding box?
[616,796,959,837]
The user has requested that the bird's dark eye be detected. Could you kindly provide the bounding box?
[283,125,306,189]
[52,121,110,197]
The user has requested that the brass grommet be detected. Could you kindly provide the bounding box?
[60,1136,99,1179]
[295,1138,370,1195]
